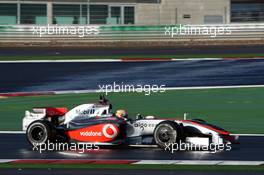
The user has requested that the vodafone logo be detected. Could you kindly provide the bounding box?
[80,131,102,137]
[102,124,118,139]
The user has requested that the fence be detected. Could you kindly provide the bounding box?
[0,24,263,42]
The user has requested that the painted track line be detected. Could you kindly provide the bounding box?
[165,85,264,90]
[121,58,172,62]
[0,57,264,63]
[2,84,264,97]
[0,159,18,163]
[0,131,25,134]
[0,59,121,63]
[1,159,264,165]
[0,92,55,97]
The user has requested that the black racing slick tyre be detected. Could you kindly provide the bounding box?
[154,121,182,149]
[26,120,56,146]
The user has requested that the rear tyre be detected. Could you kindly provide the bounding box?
[154,121,182,149]
[26,120,56,146]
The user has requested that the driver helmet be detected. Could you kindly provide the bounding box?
[115,109,128,120]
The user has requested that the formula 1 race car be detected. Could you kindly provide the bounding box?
[23,96,238,149]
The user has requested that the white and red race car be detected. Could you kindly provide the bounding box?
[22,96,238,149]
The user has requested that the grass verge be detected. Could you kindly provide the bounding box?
[0,163,264,171]
[0,87,264,133]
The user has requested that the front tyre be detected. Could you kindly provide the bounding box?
[26,120,56,146]
[154,121,181,149]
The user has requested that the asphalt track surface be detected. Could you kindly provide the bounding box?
[1,47,264,174]
[0,45,263,56]
[1,59,264,92]
[0,134,263,161]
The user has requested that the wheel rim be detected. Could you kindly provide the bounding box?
[30,125,46,143]
[156,124,177,144]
